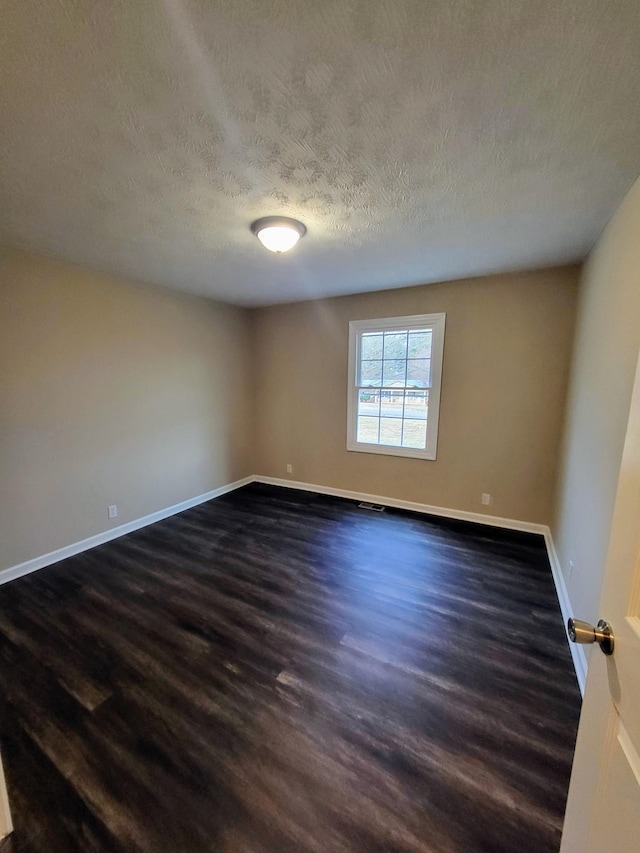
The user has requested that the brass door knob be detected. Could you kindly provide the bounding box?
[567,618,614,655]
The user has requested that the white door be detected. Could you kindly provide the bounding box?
[560,348,640,852]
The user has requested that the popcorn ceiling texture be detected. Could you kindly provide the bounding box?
[1,0,639,305]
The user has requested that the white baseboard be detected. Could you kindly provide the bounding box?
[544,530,587,696]
[0,476,254,587]
[0,750,12,841]
[254,476,548,535]
[1,472,585,698]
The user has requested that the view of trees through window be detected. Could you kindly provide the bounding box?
[357,329,432,449]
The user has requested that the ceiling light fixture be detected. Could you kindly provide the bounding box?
[250,216,306,253]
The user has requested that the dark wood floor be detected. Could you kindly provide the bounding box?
[0,483,581,853]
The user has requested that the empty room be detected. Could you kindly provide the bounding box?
[1,1,640,851]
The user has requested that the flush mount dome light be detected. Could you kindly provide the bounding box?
[250,216,306,253]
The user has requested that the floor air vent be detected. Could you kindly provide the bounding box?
[358,502,385,512]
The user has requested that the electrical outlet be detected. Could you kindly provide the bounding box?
[108,505,118,519]
[481,493,492,506]
[286,464,293,474]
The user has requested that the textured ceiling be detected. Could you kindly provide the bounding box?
[1,1,640,306]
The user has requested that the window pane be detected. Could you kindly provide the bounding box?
[404,389,428,420]
[383,332,407,360]
[402,419,427,449]
[357,417,380,444]
[383,359,406,386]
[360,360,382,387]
[380,389,404,419]
[380,417,403,446]
[358,388,380,418]
[361,333,383,360]
[408,330,432,358]
[407,358,431,388]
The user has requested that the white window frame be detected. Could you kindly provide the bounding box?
[347,313,446,461]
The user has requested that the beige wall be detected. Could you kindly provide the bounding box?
[552,176,640,634]
[252,267,579,524]
[0,248,253,570]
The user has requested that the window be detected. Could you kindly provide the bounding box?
[347,313,445,460]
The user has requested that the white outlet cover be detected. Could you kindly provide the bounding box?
[108,505,118,519]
